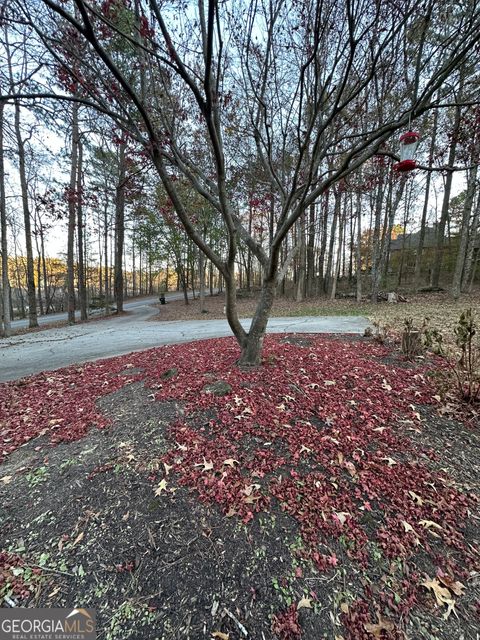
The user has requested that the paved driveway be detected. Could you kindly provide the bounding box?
[1,299,370,382]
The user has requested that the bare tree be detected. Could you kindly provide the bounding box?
[6,0,480,363]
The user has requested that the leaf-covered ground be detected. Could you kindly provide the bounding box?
[1,334,479,639]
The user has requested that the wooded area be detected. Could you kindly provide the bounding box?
[1,0,479,362]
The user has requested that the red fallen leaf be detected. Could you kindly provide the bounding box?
[295,566,303,578]
[1,332,477,619]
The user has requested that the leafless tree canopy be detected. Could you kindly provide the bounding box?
[4,0,480,362]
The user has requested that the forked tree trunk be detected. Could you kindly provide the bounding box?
[236,277,276,367]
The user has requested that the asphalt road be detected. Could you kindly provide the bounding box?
[9,293,187,330]
[0,295,370,382]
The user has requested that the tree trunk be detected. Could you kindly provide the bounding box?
[67,102,79,324]
[317,193,329,294]
[76,139,88,320]
[34,235,44,316]
[462,193,480,291]
[379,177,406,292]
[295,213,306,301]
[0,101,11,337]
[414,108,438,289]
[330,207,345,300]
[370,173,385,303]
[40,225,51,313]
[306,200,316,297]
[431,93,463,288]
[14,101,38,328]
[452,163,478,298]
[114,141,126,313]
[356,191,362,302]
[104,200,110,312]
[325,190,340,295]
[237,275,276,367]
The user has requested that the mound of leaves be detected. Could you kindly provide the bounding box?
[1,335,479,638]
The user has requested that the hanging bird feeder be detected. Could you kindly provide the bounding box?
[393,131,420,172]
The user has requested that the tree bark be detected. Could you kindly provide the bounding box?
[0,101,11,337]
[237,275,275,366]
[370,173,386,303]
[452,164,478,298]
[13,101,38,328]
[76,139,88,320]
[356,191,362,302]
[295,213,306,301]
[325,190,340,296]
[67,102,79,324]
[103,199,110,312]
[114,141,126,313]
[306,200,316,297]
[431,88,463,288]
[414,108,438,289]
[462,193,480,291]
[330,207,344,300]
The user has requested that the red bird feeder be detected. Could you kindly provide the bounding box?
[393,131,420,172]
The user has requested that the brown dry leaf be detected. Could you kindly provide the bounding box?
[340,602,349,614]
[402,521,415,534]
[337,451,344,465]
[222,458,239,467]
[422,577,455,607]
[1,475,12,485]
[72,532,84,547]
[364,614,395,638]
[324,380,336,386]
[242,483,261,496]
[211,632,229,640]
[154,478,168,496]
[382,457,397,467]
[163,463,173,475]
[438,575,465,597]
[297,596,312,610]
[194,458,214,472]
[408,490,424,505]
[225,507,237,517]
[419,519,442,530]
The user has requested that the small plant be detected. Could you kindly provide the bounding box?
[422,318,444,355]
[452,308,480,403]
[26,466,49,487]
[372,321,391,345]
